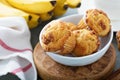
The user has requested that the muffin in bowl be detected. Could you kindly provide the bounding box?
[85,9,111,36]
[73,29,100,56]
[39,9,113,66]
[40,20,76,55]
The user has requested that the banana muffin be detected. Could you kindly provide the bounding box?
[73,29,100,56]
[77,18,88,29]
[40,20,76,55]
[85,9,111,36]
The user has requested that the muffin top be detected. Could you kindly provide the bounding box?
[85,9,111,36]
[40,20,76,55]
[77,18,88,29]
[73,29,100,56]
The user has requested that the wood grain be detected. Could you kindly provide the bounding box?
[33,43,116,80]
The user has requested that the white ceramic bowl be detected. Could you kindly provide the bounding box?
[39,14,113,66]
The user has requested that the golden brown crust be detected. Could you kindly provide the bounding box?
[41,20,76,55]
[116,31,120,50]
[77,18,88,29]
[66,22,77,31]
[72,29,100,56]
[85,9,111,36]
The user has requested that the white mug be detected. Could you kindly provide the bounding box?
[94,0,120,21]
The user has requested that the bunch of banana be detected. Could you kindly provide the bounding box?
[0,0,41,29]
[0,0,81,29]
[0,0,56,29]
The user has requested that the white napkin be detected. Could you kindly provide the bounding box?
[0,17,37,80]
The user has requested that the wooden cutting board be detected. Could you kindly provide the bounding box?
[33,43,116,80]
[107,68,120,80]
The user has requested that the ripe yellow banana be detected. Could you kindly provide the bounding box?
[0,2,30,22]
[6,0,57,14]
[28,13,41,29]
[66,0,81,8]
[53,0,68,16]
[0,0,81,29]
[40,11,53,21]
[0,0,11,6]
[0,0,41,29]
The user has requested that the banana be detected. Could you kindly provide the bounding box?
[40,11,53,21]
[0,2,30,22]
[53,0,68,16]
[0,0,81,29]
[28,13,41,29]
[0,0,41,29]
[6,0,57,14]
[66,0,81,8]
[0,0,11,6]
